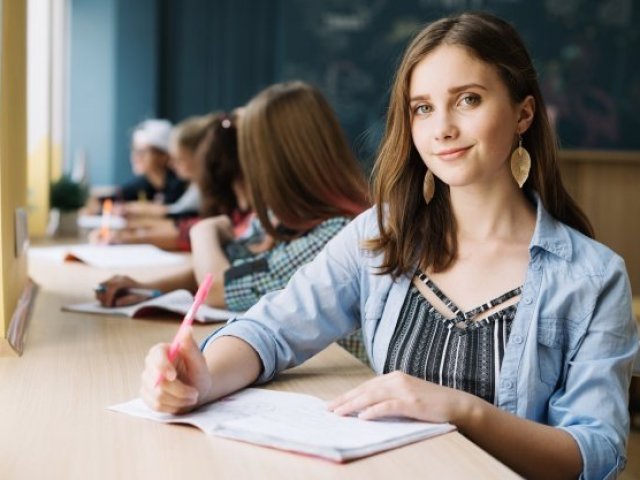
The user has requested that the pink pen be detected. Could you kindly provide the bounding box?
[154,273,213,386]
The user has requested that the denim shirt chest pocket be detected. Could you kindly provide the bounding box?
[537,316,585,387]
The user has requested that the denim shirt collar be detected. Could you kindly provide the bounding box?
[528,192,573,262]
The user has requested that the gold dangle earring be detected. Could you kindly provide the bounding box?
[510,135,531,188]
[423,169,435,204]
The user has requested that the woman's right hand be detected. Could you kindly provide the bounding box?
[95,275,146,307]
[140,328,214,414]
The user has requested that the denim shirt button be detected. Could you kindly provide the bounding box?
[523,297,533,305]
[512,335,523,344]
[502,380,514,389]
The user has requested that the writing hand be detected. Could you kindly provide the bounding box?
[140,328,213,414]
[95,275,147,307]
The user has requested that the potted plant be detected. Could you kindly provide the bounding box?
[48,175,89,237]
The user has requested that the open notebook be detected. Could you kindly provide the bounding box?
[29,244,187,268]
[63,289,237,323]
[109,388,455,462]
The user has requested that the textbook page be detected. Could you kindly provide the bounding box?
[29,244,187,268]
[109,388,455,462]
[63,289,237,323]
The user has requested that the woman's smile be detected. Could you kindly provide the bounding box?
[433,145,473,161]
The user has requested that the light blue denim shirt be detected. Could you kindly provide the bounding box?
[204,198,638,480]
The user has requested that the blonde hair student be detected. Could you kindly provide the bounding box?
[140,13,637,479]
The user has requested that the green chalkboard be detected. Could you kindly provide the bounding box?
[276,0,640,163]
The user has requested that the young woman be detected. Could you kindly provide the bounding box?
[97,82,369,312]
[137,13,637,480]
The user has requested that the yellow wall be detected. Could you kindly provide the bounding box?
[0,0,28,340]
[27,137,62,236]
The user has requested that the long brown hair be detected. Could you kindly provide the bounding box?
[195,112,243,218]
[171,114,219,153]
[366,11,594,278]
[238,81,370,240]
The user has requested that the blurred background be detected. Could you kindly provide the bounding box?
[30,0,640,180]
[23,0,640,291]
[0,2,635,473]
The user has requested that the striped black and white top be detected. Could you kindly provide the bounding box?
[384,271,521,405]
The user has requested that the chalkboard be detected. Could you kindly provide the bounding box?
[276,0,640,164]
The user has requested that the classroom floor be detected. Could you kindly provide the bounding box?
[622,430,640,480]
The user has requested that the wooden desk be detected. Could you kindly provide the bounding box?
[0,253,519,479]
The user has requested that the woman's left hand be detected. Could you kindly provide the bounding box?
[327,371,477,424]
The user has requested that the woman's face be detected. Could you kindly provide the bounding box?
[409,44,533,191]
[130,140,167,177]
[169,145,198,181]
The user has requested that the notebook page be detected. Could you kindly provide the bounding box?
[63,289,236,323]
[62,290,193,319]
[109,388,454,460]
[215,390,454,454]
[67,244,186,268]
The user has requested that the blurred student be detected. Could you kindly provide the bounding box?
[82,119,185,217]
[190,110,265,252]
[138,13,636,480]
[123,115,218,219]
[96,82,370,361]
[119,119,186,205]
[95,114,247,250]
[91,114,225,249]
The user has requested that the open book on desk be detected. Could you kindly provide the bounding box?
[63,289,237,323]
[29,244,187,268]
[109,388,455,462]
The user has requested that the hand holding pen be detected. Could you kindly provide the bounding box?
[95,275,162,307]
[154,273,213,387]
